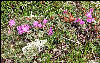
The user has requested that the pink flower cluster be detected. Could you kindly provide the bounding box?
[86,8,95,23]
[74,18,85,25]
[33,19,48,28]
[48,27,53,35]
[9,19,15,27]
[17,24,30,34]
[33,19,53,35]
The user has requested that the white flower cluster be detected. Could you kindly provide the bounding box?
[22,39,47,57]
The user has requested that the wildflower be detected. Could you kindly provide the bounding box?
[22,24,30,32]
[80,20,85,24]
[18,30,23,35]
[22,39,47,57]
[74,18,85,25]
[89,8,93,13]
[33,21,39,27]
[43,19,48,24]
[86,8,94,18]
[86,12,92,18]
[74,18,82,23]
[8,19,15,27]
[17,24,30,34]
[48,27,53,35]
[38,23,42,28]
[43,24,46,27]
[87,18,94,23]
[17,26,23,34]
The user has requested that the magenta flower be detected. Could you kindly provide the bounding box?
[74,18,82,23]
[74,18,85,25]
[22,24,30,32]
[80,20,85,24]
[43,19,48,24]
[17,24,30,34]
[43,24,46,27]
[38,23,42,28]
[33,21,39,27]
[89,8,93,13]
[48,27,53,35]
[87,18,94,23]
[9,19,15,27]
[18,30,23,35]
[86,12,92,18]
[17,26,23,34]
[17,26,22,31]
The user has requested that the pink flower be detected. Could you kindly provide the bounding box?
[17,26,22,31]
[17,24,30,34]
[9,19,15,27]
[22,24,30,32]
[89,8,93,13]
[43,19,48,24]
[18,30,23,35]
[87,18,94,23]
[33,21,39,27]
[80,20,85,24]
[74,18,85,25]
[86,12,92,18]
[48,27,53,35]
[38,23,42,28]
[43,24,46,27]
[17,26,23,34]
[74,18,82,23]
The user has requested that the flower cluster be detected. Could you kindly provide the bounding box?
[74,18,85,25]
[33,19,48,28]
[48,27,53,35]
[33,19,53,35]
[86,8,95,23]
[17,24,30,34]
[74,8,95,24]
[8,19,15,27]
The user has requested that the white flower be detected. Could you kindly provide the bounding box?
[22,39,47,57]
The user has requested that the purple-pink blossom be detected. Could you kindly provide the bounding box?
[43,19,48,24]
[43,24,46,27]
[86,8,94,19]
[38,23,42,28]
[74,18,85,25]
[22,24,30,32]
[33,21,39,27]
[48,27,53,35]
[18,30,23,35]
[74,18,82,23]
[17,24,30,34]
[17,26,23,34]
[9,19,15,27]
[80,20,85,24]
[87,18,94,23]
[86,12,92,18]
[89,8,93,13]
